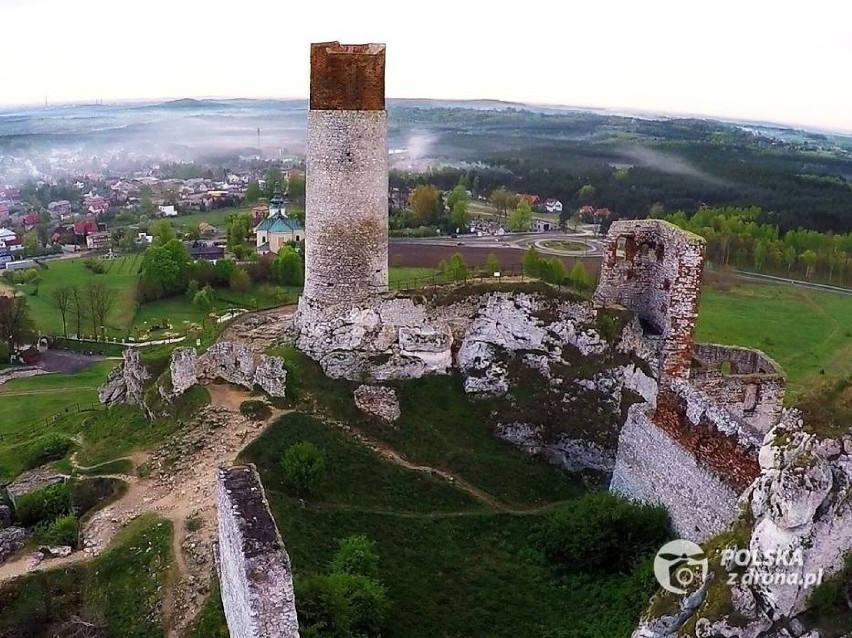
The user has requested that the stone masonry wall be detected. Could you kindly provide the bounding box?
[215,465,299,638]
[594,220,705,382]
[303,42,388,311]
[611,402,739,542]
[690,343,785,434]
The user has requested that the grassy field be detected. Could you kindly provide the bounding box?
[697,282,852,397]
[18,255,143,337]
[0,514,174,638]
[169,204,305,230]
[0,361,118,437]
[186,410,655,638]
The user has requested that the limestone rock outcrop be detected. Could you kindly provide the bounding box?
[98,348,149,406]
[0,527,29,564]
[354,385,400,423]
[167,342,288,399]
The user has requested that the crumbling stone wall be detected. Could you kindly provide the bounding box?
[611,402,740,542]
[594,220,705,382]
[303,42,388,310]
[690,343,785,434]
[215,465,299,638]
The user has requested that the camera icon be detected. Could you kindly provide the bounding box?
[654,539,708,595]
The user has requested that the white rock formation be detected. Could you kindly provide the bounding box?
[353,385,400,423]
[98,348,150,406]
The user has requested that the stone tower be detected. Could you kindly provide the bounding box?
[303,42,388,309]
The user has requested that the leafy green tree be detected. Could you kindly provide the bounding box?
[150,219,176,246]
[186,279,200,301]
[22,230,39,252]
[214,259,236,287]
[330,535,380,580]
[488,187,518,219]
[328,572,389,638]
[542,257,568,284]
[533,491,669,576]
[507,201,533,232]
[229,267,251,293]
[226,213,254,255]
[441,253,468,281]
[288,173,306,201]
[484,253,501,276]
[801,249,817,279]
[140,239,191,300]
[522,246,542,277]
[577,184,596,202]
[272,246,304,286]
[245,180,262,203]
[280,442,326,496]
[295,574,353,638]
[264,168,284,199]
[449,200,470,232]
[139,192,157,217]
[193,286,215,325]
[569,261,591,289]
[446,182,468,212]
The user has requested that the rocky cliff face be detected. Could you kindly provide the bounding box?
[632,411,852,638]
[98,349,150,407]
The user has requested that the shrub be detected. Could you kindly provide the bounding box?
[569,260,591,289]
[295,573,353,638]
[522,246,542,277]
[83,258,106,274]
[329,572,389,638]
[330,534,380,580]
[280,442,326,496]
[186,513,203,532]
[239,400,272,421]
[15,482,71,527]
[24,434,73,470]
[33,514,79,547]
[533,491,670,575]
[229,267,251,293]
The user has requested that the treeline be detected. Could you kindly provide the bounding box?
[662,207,852,284]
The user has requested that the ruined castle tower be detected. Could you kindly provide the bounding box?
[303,42,388,309]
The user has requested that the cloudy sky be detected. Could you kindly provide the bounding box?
[1,0,850,132]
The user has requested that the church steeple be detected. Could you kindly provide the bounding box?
[269,185,285,217]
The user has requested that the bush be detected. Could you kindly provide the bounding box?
[533,491,670,575]
[329,572,389,638]
[239,400,272,421]
[33,514,79,547]
[295,573,353,638]
[83,258,106,274]
[24,434,73,471]
[280,442,325,496]
[15,482,71,526]
[330,534,380,580]
[229,267,251,293]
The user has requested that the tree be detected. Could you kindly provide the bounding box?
[86,282,115,339]
[330,535,380,580]
[229,267,251,293]
[507,201,533,232]
[449,200,470,232]
[489,188,518,219]
[226,213,253,255]
[186,279,200,301]
[192,286,215,325]
[577,184,596,202]
[70,286,83,337]
[150,219,176,246]
[245,180,262,203]
[139,191,156,217]
[280,442,326,496]
[51,288,72,338]
[441,253,467,281]
[523,246,542,277]
[271,246,304,286]
[445,182,468,212]
[541,257,568,284]
[801,249,817,279]
[484,253,501,276]
[0,295,35,352]
[23,231,40,252]
[140,239,191,300]
[569,261,591,289]
[409,185,441,224]
[287,173,306,201]
[264,168,284,199]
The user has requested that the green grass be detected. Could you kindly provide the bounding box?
[697,282,852,398]
[274,347,584,507]
[191,410,654,638]
[540,240,588,252]
[0,513,174,638]
[0,361,118,437]
[20,255,142,337]
[388,267,436,286]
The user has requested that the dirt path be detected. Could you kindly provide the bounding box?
[0,383,286,638]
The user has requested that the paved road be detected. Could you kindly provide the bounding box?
[391,227,605,257]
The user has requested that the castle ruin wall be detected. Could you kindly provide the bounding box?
[611,402,740,542]
[215,465,299,638]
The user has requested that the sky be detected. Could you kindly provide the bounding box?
[1,0,850,132]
